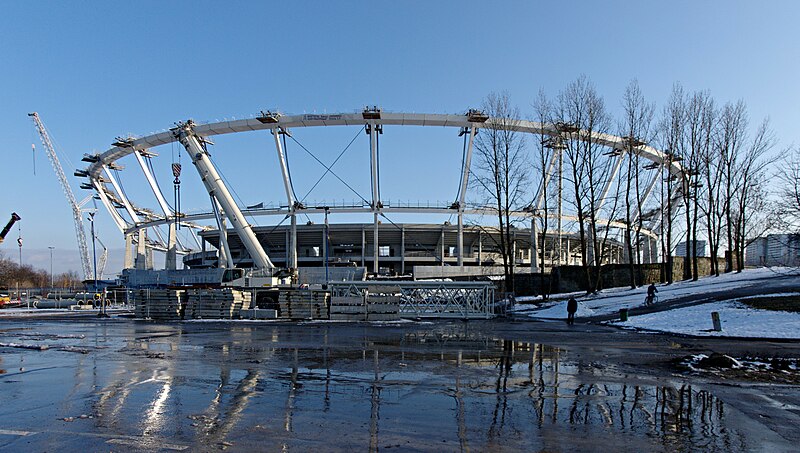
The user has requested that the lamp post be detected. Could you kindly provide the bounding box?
[48,246,55,289]
[88,213,107,318]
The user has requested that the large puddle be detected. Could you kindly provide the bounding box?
[0,321,783,451]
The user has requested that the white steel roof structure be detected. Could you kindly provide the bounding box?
[79,109,685,272]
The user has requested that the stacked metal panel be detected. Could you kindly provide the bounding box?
[329,294,400,321]
[132,289,186,320]
[329,295,366,321]
[186,288,251,319]
[365,295,400,321]
[278,290,329,320]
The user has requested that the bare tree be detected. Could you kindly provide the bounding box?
[554,76,612,292]
[473,92,530,293]
[657,83,687,284]
[681,90,715,281]
[619,79,655,288]
[532,90,555,299]
[716,101,748,272]
[777,146,800,232]
[732,118,775,271]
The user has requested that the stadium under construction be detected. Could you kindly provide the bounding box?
[64,108,679,319]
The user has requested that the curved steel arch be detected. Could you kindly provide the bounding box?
[82,111,682,270]
[87,112,683,178]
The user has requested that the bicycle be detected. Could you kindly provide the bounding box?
[644,294,659,306]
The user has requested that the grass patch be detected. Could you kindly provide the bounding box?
[739,295,800,312]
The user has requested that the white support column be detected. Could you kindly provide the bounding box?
[400,226,406,275]
[458,127,477,209]
[369,124,380,209]
[478,231,482,265]
[136,228,147,270]
[535,150,560,211]
[289,213,297,270]
[557,150,563,267]
[145,245,154,270]
[440,228,445,267]
[632,164,663,222]
[165,222,177,270]
[598,151,626,210]
[456,127,476,267]
[361,227,366,267]
[133,150,172,214]
[512,230,517,274]
[124,233,134,269]
[211,198,234,269]
[174,121,274,270]
[531,217,539,273]
[566,238,571,264]
[103,166,152,270]
[457,213,464,267]
[651,178,682,232]
[321,216,328,266]
[273,127,299,270]
[373,213,379,274]
[369,123,381,275]
[273,128,296,208]
[219,218,233,269]
[103,165,142,224]
[91,179,128,233]
[133,149,178,269]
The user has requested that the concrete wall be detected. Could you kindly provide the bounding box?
[513,257,735,296]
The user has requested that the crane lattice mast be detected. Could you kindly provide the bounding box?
[28,112,93,280]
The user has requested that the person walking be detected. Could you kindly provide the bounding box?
[566,297,578,325]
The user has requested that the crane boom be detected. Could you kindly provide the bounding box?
[0,213,21,244]
[28,112,93,280]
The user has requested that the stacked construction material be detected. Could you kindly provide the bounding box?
[186,288,251,319]
[278,290,329,320]
[329,295,366,321]
[329,294,400,321]
[365,295,400,321]
[239,308,278,319]
[132,289,186,320]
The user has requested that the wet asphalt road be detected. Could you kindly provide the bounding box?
[0,313,798,452]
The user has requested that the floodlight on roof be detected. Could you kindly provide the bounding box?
[362,106,382,120]
[466,109,488,123]
[257,110,281,124]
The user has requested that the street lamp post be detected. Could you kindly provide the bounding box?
[48,246,55,289]
[88,213,108,318]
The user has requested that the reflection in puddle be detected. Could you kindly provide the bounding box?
[24,323,758,451]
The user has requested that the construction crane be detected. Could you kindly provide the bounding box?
[29,112,93,280]
[96,234,108,277]
[0,212,21,244]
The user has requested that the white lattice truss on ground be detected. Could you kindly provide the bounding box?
[328,281,494,319]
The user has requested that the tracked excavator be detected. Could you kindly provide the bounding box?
[0,213,21,245]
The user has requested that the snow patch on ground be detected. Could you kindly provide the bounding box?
[520,267,800,338]
[522,267,799,320]
[612,301,800,339]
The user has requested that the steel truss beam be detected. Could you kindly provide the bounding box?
[328,281,494,319]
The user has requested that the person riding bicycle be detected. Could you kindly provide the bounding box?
[646,283,658,305]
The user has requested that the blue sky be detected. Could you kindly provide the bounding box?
[2,1,798,275]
